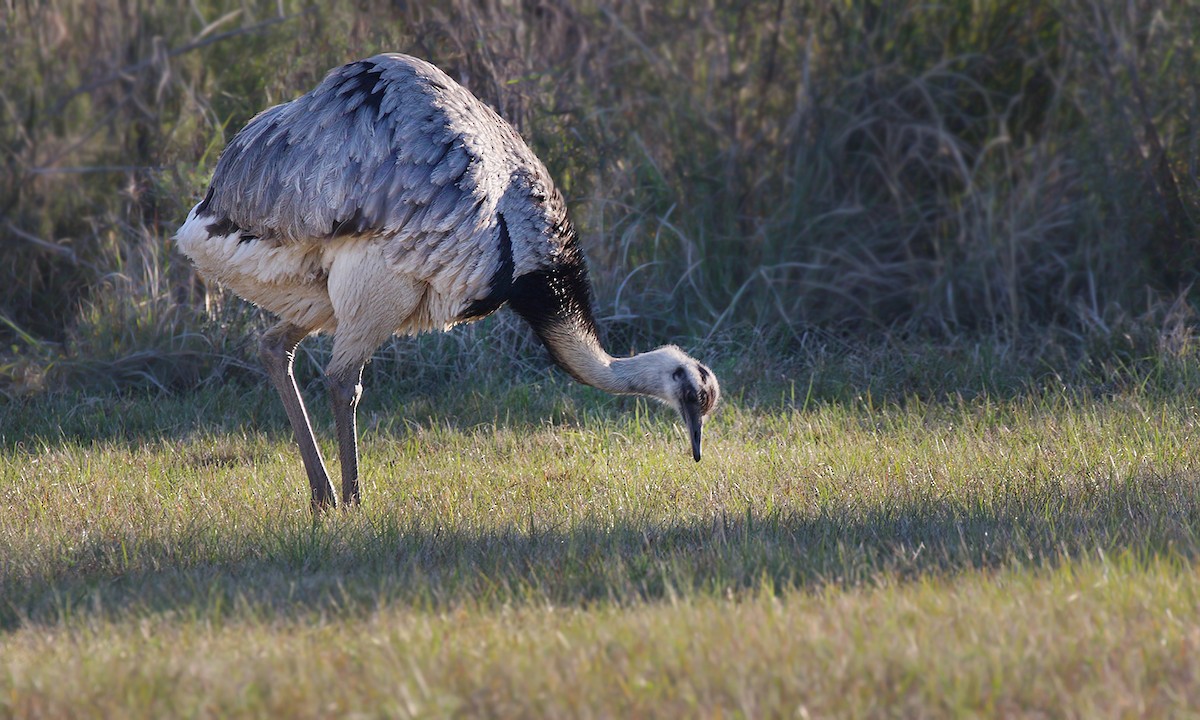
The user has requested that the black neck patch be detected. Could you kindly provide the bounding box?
[507,224,601,377]
[458,214,516,322]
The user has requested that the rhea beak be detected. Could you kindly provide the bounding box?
[681,404,703,462]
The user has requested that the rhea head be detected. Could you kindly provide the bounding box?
[610,345,720,461]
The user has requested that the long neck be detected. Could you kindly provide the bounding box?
[533,318,666,397]
[508,251,657,397]
[535,318,625,392]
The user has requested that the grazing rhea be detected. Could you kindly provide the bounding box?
[175,54,720,510]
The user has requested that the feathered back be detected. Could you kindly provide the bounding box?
[197,54,571,283]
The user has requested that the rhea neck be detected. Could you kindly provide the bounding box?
[506,244,665,400]
[532,318,669,398]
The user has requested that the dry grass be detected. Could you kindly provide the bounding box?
[2,0,1198,394]
[3,373,1200,716]
[5,561,1198,718]
[2,3,1199,713]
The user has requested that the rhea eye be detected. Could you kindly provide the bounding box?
[672,367,685,381]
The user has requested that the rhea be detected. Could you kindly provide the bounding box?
[176,54,720,510]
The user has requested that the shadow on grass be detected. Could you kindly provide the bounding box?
[4,469,1197,631]
[0,373,632,451]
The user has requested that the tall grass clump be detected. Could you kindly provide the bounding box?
[566,0,1198,337]
[1,0,1196,395]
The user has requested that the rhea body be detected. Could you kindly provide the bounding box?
[176,54,719,509]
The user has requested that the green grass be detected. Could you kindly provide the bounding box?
[3,366,1200,717]
[4,0,1198,373]
[4,0,1198,713]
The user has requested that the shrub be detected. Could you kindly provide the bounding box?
[1,0,1196,394]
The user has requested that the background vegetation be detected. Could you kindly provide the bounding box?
[1,0,1197,396]
[4,2,1200,716]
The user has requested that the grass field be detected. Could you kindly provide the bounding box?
[4,1,1199,715]
[3,352,1200,717]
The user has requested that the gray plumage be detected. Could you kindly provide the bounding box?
[199,55,566,299]
[176,53,720,511]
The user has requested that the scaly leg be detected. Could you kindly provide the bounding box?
[326,362,365,506]
[260,322,336,511]
[323,240,425,508]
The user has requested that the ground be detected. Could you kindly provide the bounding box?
[2,362,1198,717]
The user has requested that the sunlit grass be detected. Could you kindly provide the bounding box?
[2,376,1199,716]
[5,559,1197,718]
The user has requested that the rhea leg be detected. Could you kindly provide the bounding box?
[324,330,394,507]
[326,362,365,506]
[260,321,337,511]
[323,240,427,507]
